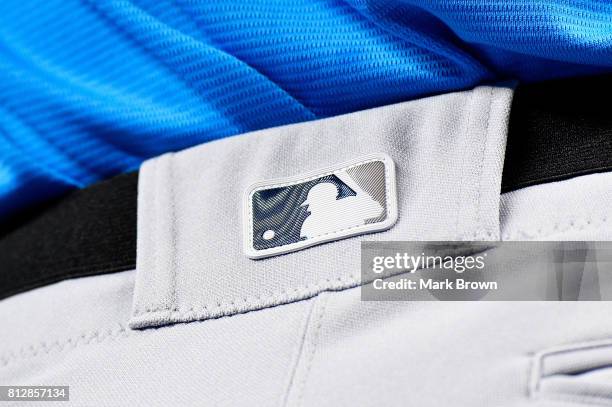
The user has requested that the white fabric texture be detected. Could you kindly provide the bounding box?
[132,85,512,328]
[1,84,612,406]
[285,292,612,407]
[500,171,611,241]
[0,271,313,406]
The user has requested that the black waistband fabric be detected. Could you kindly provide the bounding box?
[0,172,138,300]
[1,75,611,300]
[502,74,612,192]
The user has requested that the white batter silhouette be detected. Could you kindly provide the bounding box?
[300,182,383,239]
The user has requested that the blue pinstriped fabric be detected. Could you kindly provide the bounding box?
[1,0,611,219]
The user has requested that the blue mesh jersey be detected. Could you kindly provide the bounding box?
[1,0,611,220]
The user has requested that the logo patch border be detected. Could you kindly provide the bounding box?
[243,153,398,259]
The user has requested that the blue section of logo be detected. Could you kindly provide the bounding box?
[251,175,355,250]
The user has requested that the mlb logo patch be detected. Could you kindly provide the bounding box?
[243,153,398,259]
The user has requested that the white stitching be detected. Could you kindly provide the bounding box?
[474,87,494,240]
[502,217,608,240]
[0,325,131,368]
[132,273,358,315]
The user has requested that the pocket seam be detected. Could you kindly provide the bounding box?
[530,339,612,405]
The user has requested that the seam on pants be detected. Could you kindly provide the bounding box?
[148,159,159,313]
[281,297,317,407]
[502,216,609,240]
[455,88,476,239]
[0,325,133,368]
[169,154,178,313]
[1,296,328,370]
[132,273,358,315]
[473,87,494,240]
[147,160,155,313]
[283,293,329,407]
[297,294,328,407]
